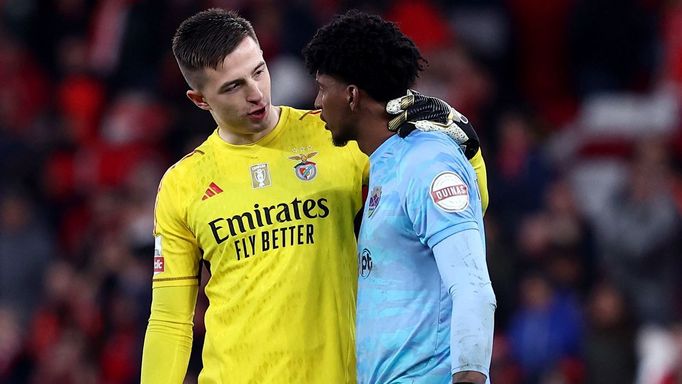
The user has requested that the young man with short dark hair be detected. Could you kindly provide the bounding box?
[141,9,367,383]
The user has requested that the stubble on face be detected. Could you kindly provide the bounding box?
[330,121,359,147]
[315,73,357,147]
[331,136,349,147]
[200,37,279,144]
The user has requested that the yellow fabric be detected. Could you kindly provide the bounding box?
[149,107,367,383]
[469,148,489,214]
[141,284,198,383]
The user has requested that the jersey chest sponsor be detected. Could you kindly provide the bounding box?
[206,197,330,261]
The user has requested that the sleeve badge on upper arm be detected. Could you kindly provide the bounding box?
[153,235,165,275]
[430,172,469,212]
[367,186,382,218]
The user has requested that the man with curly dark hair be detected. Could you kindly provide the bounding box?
[303,10,496,384]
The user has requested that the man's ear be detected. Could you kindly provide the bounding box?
[346,85,360,112]
[187,90,211,111]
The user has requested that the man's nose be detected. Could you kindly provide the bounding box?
[246,80,264,103]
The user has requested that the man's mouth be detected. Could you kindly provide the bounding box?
[248,106,267,120]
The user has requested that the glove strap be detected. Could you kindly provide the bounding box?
[387,112,407,132]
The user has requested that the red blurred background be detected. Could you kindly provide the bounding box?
[0,0,681,383]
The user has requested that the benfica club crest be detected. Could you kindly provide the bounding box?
[288,152,318,181]
[367,186,382,218]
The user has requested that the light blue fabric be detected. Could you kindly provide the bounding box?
[433,230,495,382]
[356,130,492,384]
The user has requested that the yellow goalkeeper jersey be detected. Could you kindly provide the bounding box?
[152,106,368,383]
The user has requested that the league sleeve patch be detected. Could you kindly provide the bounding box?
[430,171,469,212]
[153,236,165,275]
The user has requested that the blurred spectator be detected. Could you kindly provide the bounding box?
[88,0,167,88]
[0,30,47,193]
[595,139,681,326]
[659,323,682,384]
[594,139,681,383]
[0,191,53,321]
[484,212,518,328]
[584,281,637,384]
[242,0,286,61]
[0,30,50,135]
[489,334,523,384]
[441,1,511,72]
[490,109,553,237]
[19,0,95,75]
[569,0,658,97]
[508,272,583,384]
[636,326,678,384]
[0,306,23,381]
[270,55,315,108]
[389,1,490,124]
[508,0,576,126]
[29,328,98,384]
[416,46,495,128]
[386,0,452,54]
[527,177,597,296]
[121,159,163,253]
[98,290,142,383]
[55,35,106,147]
[661,0,682,92]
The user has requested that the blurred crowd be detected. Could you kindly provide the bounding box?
[0,0,681,383]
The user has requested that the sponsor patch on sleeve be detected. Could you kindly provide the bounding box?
[153,236,164,275]
[430,171,469,212]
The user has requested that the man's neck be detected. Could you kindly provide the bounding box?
[217,106,281,145]
[355,106,394,155]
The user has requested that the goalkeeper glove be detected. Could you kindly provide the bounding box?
[386,90,480,159]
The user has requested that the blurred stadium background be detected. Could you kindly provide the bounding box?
[0,0,681,383]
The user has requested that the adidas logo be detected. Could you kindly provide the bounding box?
[202,182,223,201]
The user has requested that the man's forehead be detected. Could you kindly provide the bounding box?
[315,72,339,85]
[220,38,262,67]
[201,43,263,82]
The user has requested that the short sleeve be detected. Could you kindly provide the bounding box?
[151,170,201,288]
[404,139,481,248]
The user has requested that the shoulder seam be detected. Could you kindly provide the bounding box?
[168,149,205,172]
[299,109,321,120]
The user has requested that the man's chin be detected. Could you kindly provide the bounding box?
[331,137,349,147]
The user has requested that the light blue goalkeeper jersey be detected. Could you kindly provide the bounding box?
[356,130,485,384]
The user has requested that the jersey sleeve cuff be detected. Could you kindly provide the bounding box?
[426,221,479,249]
[152,275,200,288]
[452,364,490,377]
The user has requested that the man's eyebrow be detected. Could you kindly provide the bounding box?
[253,62,265,72]
[218,62,266,92]
[218,78,242,92]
